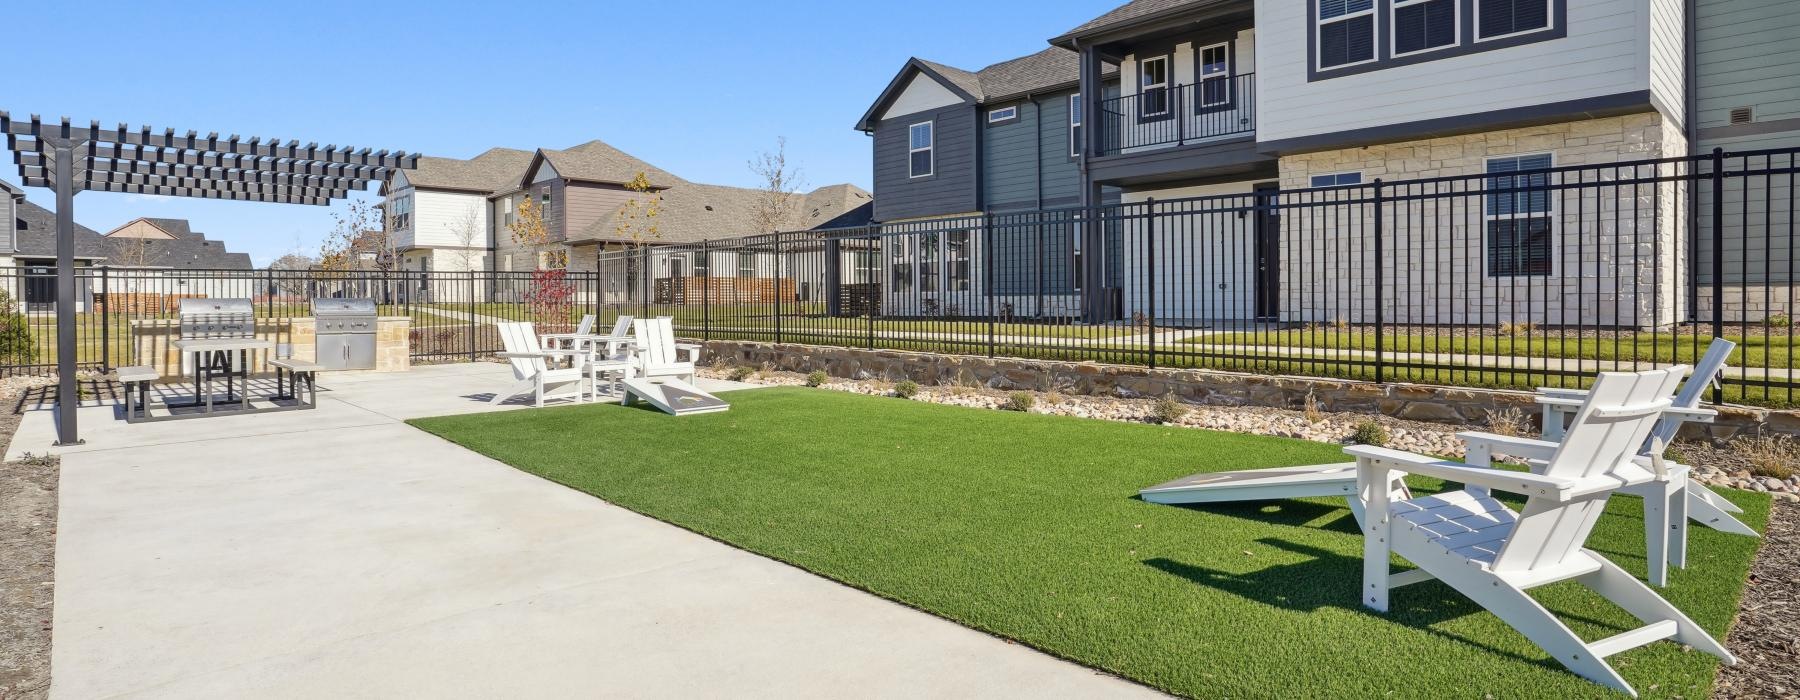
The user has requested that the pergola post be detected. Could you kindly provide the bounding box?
[51,138,83,445]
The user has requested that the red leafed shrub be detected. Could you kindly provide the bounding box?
[526,268,577,332]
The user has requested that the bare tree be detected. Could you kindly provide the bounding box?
[445,207,483,271]
[318,200,393,272]
[269,251,317,297]
[508,195,565,270]
[108,235,157,268]
[748,137,805,234]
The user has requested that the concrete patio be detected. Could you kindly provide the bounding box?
[16,363,1153,699]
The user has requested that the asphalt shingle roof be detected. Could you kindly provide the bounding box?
[976,47,1116,102]
[13,200,107,260]
[399,148,535,194]
[538,141,680,190]
[1053,0,1217,43]
[573,183,874,245]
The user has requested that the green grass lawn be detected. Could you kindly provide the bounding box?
[411,388,1769,699]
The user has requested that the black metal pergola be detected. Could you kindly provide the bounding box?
[1,112,418,445]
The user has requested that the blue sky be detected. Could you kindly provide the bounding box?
[1,1,1105,265]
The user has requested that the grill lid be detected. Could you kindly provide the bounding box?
[178,298,254,316]
[311,298,377,317]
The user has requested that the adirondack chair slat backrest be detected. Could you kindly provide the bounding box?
[573,315,596,337]
[608,315,635,338]
[634,318,678,367]
[497,322,547,379]
[1493,368,1684,573]
[1648,338,1734,449]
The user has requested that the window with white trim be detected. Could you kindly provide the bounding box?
[1477,0,1551,40]
[389,194,413,230]
[1139,56,1169,116]
[1393,0,1457,56]
[987,106,1018,124]
[1485,153,1554,277]
[1198,43,1230,107]
[1317,0,1376,70]
[1069,94,1083,157]
[692,251,709,277]
[889,239,913,293]
[908,122,934,178]
[737,251,755,278]
[1309,172,1363,188]
[919,232,941,292]
[946,230,971,292]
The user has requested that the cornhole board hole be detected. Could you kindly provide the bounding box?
[622,377,730,416]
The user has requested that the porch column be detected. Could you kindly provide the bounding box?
[1077,43,1110,324]
[823,238,843,317]
[51,138,84,445]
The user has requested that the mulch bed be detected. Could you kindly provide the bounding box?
[1714,497,1800,699]
[0,382,56,700]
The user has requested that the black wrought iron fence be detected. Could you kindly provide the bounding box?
[6,146,1795,408]
[596,146,1799,408]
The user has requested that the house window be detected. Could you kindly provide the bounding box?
[889,239,913,293]
[1309,172,1363,187]
[1477,0,1551,40]
[988,106,1018,124]
[1139,56,1170,116]
[908,122,934,178]
[1198,43,1230,107]
[1485,153,1554,277]
[853,251,879,283]
[1393,0,1457,55]
[692,251,709,277]
[919,232,941,292]
[737,251,755,278]
[1318,0,1376,70]
[946,231,971,292]
[389,194,413,231]
[1069,94,1084,157]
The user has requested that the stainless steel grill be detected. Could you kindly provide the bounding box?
[177,298,256,340]
[311,298,377,370]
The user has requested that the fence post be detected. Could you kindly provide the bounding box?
[702,239,711,342]
[774,233,784,346]
[985,213,996,358]
[1146,199,1157,369]
[467,271,477,363]
[1709,147,1725,403]
[100,267,111,372]
[1372,179,1385,384]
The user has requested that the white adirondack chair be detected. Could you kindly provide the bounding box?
[1350,368,1734,697]
[492,322,590,407]
[539,314,597,353]
[1460,339,1757,586]
[631,317,699,384]
[575,315,636,361]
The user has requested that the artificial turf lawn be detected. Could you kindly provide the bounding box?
[410,388,1770,699]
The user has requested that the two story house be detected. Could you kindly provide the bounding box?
[384,140,874,303]
[862,0,1789,327]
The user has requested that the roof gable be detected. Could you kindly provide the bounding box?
[856,59,982,131]
[392,147,533,195]
[525,141,679,190]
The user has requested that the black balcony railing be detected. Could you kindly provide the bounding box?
[1096,73,1255,157]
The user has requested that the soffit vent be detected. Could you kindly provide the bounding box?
[1729,106,1754,125]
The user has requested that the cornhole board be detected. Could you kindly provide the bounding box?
[1139,463,1358,505]
[622,377,730,416]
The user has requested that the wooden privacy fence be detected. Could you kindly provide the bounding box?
[654,277,797,305]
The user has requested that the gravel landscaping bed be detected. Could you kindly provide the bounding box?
[0,376,56,700]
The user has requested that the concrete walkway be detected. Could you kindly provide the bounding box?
[21,363,1153,699]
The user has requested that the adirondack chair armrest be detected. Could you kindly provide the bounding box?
[1456,432,1559,462]
[1535,387,1590,399]
[1533,396,1586,410]
[1662,406,1717,423]
[1346,445,1600,501]
[674,343,702,362]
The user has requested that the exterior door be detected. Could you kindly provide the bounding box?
[1253,183,1280,320]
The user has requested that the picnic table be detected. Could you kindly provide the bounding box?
[169,338,274,414]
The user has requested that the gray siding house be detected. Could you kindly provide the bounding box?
[857,0,1796,325]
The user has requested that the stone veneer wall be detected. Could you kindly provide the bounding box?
[130,316,412,377]
[699,339,1800,440]
[1276,111,1689,329]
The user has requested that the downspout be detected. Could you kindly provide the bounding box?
[1684,0,1697,155]
[1032,93,1044,209]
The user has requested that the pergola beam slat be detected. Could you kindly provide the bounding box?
[0,111,417,169]
[21,176,333,206]
[18,153,381,190]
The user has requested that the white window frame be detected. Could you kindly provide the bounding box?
[1069,93,1084,157]
[1139,56,1170,116]
[1474,0,1554,43]
[1196,42,1231,107]
[1309,171,1363,188]
[907,121,934,179]
[1065,92,1080,155]
[1482,152,1557,278]
[737,251,755,278]
[1391,0,1460,57]
[987,106,1018,124]
[1316,0,1379,72]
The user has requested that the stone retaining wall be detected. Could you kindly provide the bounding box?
[698,340,1800,440]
